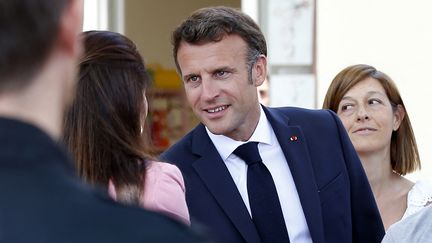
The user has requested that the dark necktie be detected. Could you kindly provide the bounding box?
[233,142,290,243]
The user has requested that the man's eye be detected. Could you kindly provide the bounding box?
[215,70,231,79]
[216,71,226,76]
[188,76,199,82]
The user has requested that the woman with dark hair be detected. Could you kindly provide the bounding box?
[63,30,189,225]
[323,64,432,230]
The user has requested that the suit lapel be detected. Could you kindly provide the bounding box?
[264,107,325,243]
[190,125,261,243]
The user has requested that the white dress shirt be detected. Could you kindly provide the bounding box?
[206,107,312,243]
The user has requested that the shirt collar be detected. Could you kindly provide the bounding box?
[206,106,273,161]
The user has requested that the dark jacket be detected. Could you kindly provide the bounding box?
[161,106,385,243]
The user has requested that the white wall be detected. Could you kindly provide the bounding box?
[83,0,108,31]
[317,0,432,180]
[83,0,124,33]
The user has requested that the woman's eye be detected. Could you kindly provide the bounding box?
[369,99,381,105]
[341,104,353,111]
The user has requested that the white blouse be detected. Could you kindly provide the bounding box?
[402,179,432,219]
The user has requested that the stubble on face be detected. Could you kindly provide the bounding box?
[177,35,262,141]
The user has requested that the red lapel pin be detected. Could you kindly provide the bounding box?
[290,135,298,141]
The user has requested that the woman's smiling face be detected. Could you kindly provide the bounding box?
[337,77,403,155]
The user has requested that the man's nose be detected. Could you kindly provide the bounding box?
[201,79,220,101]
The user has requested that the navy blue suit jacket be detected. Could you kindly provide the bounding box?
[161,106,385,243]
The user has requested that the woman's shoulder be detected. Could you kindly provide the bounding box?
[408,180,432,202]
[141,160,190,225]
[144,160,184,189]
[146,161,181,173]
[404,179,432,218]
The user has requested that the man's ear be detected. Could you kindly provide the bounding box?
[253,55,267,87]
[57,0,84,57]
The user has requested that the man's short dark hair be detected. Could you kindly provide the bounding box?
[0,0,69,91]
[172,6,267,81]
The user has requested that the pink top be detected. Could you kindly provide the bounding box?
[108,161,190,225]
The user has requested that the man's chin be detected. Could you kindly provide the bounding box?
[205,124,225,136]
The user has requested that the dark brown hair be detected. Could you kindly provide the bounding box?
[323,64,420,175]
[172,6,266,82]
[0,0,69,91]
[63,30,151,204]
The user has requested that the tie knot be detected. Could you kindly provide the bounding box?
[233,142,262,165]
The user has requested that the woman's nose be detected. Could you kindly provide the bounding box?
[356,106,369,121]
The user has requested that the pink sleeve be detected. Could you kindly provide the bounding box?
[141,161,190,225]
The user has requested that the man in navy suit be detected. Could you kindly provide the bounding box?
[161,6,385,243]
